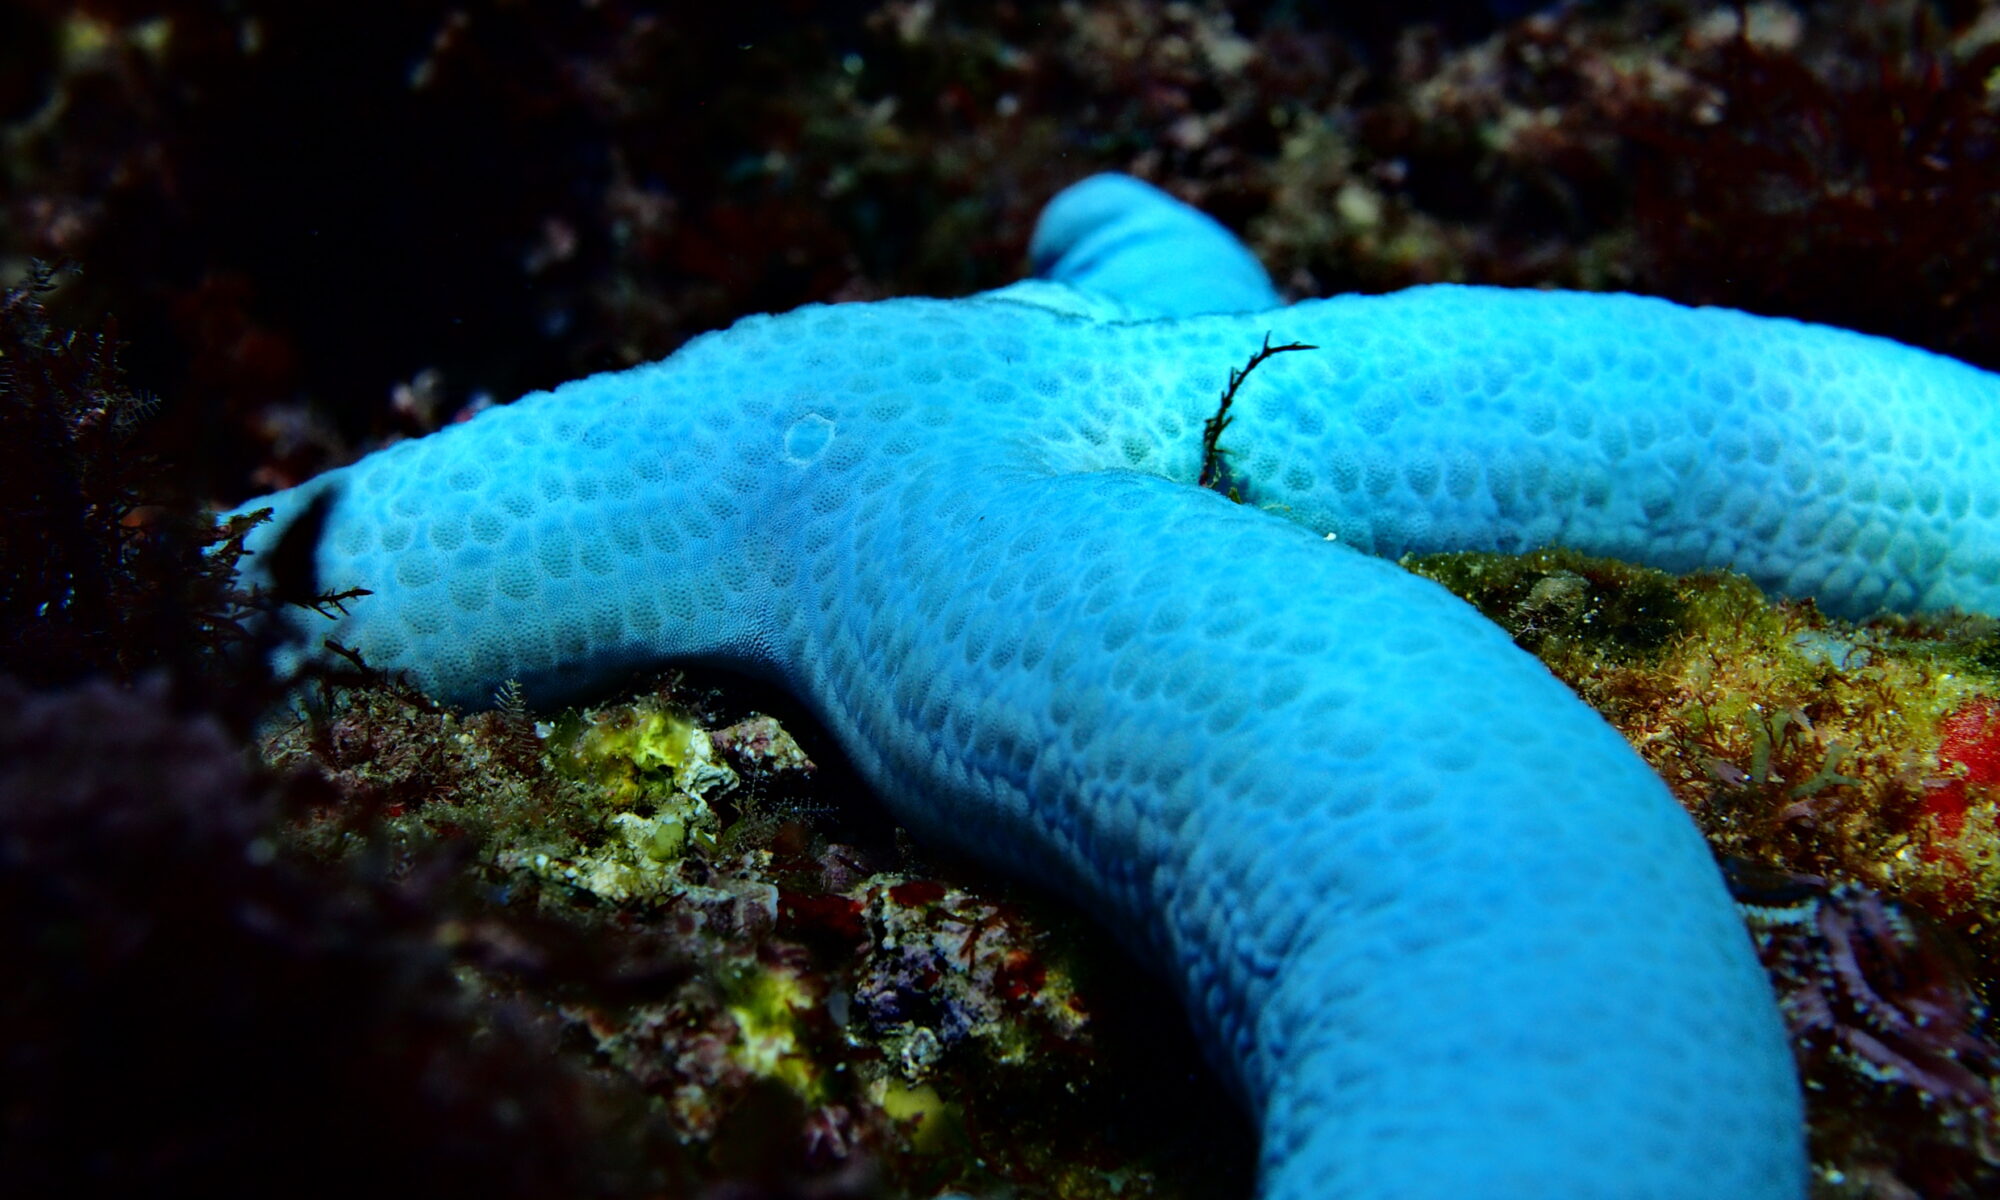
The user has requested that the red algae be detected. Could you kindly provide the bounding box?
[1928,699,2000,842]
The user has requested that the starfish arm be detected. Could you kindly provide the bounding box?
[1025,175,2000,619]
[233,353,783,702]
[1224,286,2000,618]
[1029,173,1281,316]
[801,460,1804,1198]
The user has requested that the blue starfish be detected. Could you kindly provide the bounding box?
[237,174,2000,1198]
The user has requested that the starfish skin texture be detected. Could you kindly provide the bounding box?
[233,174,2000,1198]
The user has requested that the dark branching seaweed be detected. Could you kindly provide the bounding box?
[0,263,268,702]
[1198,334,1316,498]
[0,675,680,1199]
[0,268,690,1197]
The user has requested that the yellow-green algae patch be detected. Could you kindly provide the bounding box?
[551,699,739,809]
[514,697,739,901]
[873,1078,958,1155]
[718,956,826,1103]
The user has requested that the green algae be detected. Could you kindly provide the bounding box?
[875,1078,957,1155]
[717,957,826,1103]
[510,697,742,900]
[551,700,739,812]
